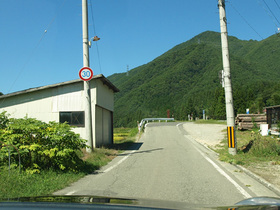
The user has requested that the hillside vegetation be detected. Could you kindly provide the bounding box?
[109,31,280,127]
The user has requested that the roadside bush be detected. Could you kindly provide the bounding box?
[216,129,280,165]
[0,111,9,129]
[0,113,87,173]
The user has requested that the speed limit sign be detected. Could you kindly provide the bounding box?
[79,67,93,81]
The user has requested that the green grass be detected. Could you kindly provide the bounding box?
[0,148,118,198]
[0,167,85,198]
[0,127,139,198]
[215,129,280,165]
[113,127,139,144]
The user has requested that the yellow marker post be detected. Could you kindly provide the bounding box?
[227,126,235,148]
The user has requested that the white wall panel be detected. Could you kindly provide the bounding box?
[96,80,114,111]
[52,91,83,112]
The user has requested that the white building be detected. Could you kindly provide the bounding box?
[0,74,119,148]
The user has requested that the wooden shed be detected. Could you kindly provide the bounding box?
[265,105,280,128]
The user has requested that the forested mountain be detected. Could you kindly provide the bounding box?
[108,31,280,127]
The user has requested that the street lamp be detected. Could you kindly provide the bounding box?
[89,36,100,48]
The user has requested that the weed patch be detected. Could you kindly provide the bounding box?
[215,129,280,165]
[0,148,118,198]
[0,167,85,198]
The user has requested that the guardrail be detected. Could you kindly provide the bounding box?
[138,118,175,132]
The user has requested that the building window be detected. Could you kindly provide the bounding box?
[59,111,85,127]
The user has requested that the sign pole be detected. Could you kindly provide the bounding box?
[82,0,93,152]
[218,0,237,155]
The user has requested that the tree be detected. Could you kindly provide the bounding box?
[234,88,248,114]
[267,92,280,106]
[256,97,265,113]
[209,88,226,120]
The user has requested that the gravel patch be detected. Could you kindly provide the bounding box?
[182,122,227,147]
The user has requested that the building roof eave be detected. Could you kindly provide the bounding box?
[0,74,119,99]
[265,105,280,110]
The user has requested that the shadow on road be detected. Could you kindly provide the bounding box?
[126,142,143,150]
[117,147,163,156]
[108,141,143,151]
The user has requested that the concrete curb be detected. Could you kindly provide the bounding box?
[234,164,280,197]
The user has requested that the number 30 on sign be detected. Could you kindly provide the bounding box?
[79,67,93,81]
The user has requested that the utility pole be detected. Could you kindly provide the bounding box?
[82,0,93,152]
[218,0,237,155]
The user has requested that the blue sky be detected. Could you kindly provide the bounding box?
[1,0,279,94]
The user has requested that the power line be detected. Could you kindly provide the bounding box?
[263,0,280,25]
[257,0,279,28]
[260,0,280,27]
[45,0,66,34]
[89,0,103,74]
[274,0,280,11]
[4,0,66,96]
[89,1,97,35]
[0,0,66,106]
[229,1,264,40]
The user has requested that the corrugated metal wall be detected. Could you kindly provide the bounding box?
[95,106,113,147]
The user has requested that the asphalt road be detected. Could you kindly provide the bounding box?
[54,122,278,207]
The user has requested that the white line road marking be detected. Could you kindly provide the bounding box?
[64,150,137,195]
[176,122,184,127]
[103,150,136,173]
[65,191,76,195]
[179,124,252,198]
[193,144,252,199]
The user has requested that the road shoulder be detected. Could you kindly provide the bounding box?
[180,122,280,197]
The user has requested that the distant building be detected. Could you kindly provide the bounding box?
[265,105,280,128]
[0,74,119,148]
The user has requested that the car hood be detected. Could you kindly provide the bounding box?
[0,195,280,210]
